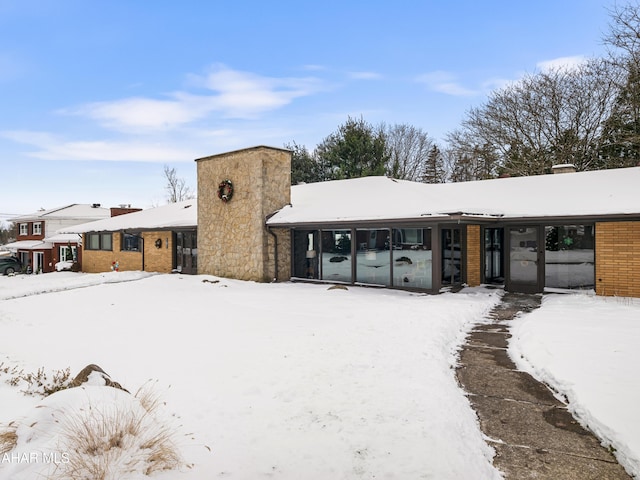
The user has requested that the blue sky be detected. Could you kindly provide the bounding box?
[0,0,615,219]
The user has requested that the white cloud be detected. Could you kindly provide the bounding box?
[536,55,587,73]
[348,71,382,80]
[415,71,477,96]
[65,65,325,132]
[193,65,324,117]
[65,96,210,132]
[301,64,327,71]
[0,130,199,162]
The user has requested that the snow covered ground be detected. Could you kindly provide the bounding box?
[0,272,502,479]
[0,272,638,479]
[509,293,640,478]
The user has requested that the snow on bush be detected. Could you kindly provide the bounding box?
[0,384,184,479]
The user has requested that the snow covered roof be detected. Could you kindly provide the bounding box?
[45,233,82,243]
[12,204,111,222]
[59,200,197,233]
[267,167,640,226]
[2,240,52,251]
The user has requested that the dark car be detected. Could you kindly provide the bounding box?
[0,256,22,275]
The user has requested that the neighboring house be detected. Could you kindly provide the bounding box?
[4,204,113,273]
[194,146,640,298]
[59,200,198,274]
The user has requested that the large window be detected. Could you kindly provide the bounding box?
[33,222,42,235]
[392,228,432,289]
[86,233,112,251]
[321,230,352,283]
[545,225,594,290]
[355,229,391,286]
[19,223,28,236]
[121,233,140,252]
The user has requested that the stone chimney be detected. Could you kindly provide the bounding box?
[551,164,576,174]
[196,146,292,282]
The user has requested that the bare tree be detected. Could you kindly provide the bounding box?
[383,123,436,181]
[604,2,640,61]
[447,59,618,177]
[164,165,194,203]
[600,2,640,166]
[445,130,500,181]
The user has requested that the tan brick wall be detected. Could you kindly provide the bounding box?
[82,231,174,273]
[466,225,481,287]
[197,146,291,282]
[142,231,174,273]
[82,233,143,273]
[596,221,640,297]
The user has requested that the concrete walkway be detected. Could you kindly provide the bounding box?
[456,292,632,480]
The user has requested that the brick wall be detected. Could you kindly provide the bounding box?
[82,233,141,272]
[143,231,174,273]
[466,225,481,287]
[595,221,640,297]
[81,231,174,273]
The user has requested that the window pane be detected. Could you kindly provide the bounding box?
[101,233,112,251]
[88,234,100,250]
[122,234,139,251]
[509,227,538,284]
[392,228,432,289]
[354,229,391,286]
[293,230,319,279]
[321,230,351,283]
[442,228,462,285]
[545,225,594,289]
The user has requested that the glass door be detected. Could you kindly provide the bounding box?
[484,228,504,284]
[441,228,462,286]
[507,226,543,293]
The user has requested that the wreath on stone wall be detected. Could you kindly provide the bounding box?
[217,179,234,203]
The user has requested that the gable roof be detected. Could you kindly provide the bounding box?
[12,204,111,222]
[267,167,640,226]
[59,200,197,234]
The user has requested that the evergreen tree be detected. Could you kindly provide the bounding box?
[315,116,388,180]
[421,145,447,183]
[285,142,324,184]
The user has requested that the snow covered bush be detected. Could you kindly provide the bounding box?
[0,384,184,479]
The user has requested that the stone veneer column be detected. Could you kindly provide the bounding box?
[196,146,291,282]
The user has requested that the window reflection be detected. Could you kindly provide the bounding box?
[392,228,432,289]
[355,229,391,286]
[321,230,352,283]
[545,225,594,289]
[293,230,319,279]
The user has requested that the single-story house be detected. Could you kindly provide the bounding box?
[194,146,640,298]
[60,200,198,274]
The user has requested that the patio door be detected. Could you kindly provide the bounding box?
[176,231,197,274]
[441,228,462,286]
[33,252,44,274]
[507,226,543,293]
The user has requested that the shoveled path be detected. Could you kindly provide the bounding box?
[456,292,632,480]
